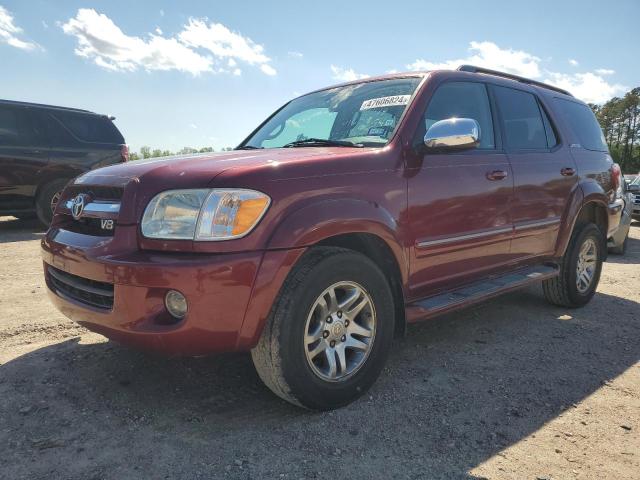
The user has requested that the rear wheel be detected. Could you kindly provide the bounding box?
[543,223,604,307]
[36,179,69,226]
[251,247,395,410]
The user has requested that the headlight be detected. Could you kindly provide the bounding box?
[141,189,270,241]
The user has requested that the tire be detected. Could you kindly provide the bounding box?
[543,223,605,308]
[36,179,69,226]
[251,247,395,410]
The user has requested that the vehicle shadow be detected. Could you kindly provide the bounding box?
[1,287,638,479]
[0,216,45,243]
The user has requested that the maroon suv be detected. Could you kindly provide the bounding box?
[42,65,623,410]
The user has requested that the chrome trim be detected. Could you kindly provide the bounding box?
[416,226,512,248]
[424,118,480,150]
[514,218,561,231]
[64,200,121,214]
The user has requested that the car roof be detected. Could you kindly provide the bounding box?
[0,98,114,119]
[303,65,577,104]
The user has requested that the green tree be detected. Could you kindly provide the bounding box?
[592,87,640,174]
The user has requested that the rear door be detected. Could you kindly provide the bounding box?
[407,81,514,298]
[492,85,576,260]
[0,105,49,212]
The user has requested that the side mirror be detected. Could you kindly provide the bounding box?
[424,118,480,151]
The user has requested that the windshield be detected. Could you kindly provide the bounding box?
[241,77,422,149]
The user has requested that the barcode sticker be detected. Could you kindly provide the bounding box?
[360,95,411,110]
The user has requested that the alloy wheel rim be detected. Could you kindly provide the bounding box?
[576,238,597,293]
[303,281,376,382]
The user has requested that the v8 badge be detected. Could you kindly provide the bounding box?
[100,219,114,231]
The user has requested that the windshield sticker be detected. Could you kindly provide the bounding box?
[367,126,389,137]
[360,95,411,110]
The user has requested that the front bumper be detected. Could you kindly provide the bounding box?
[41,226,302,356]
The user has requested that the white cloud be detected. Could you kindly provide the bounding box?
[288,51,303,58]
[61,9,276,76]
[330,65,369,82]
[407,41,541,78]
[544,72,626,104]
[0,5,39,50]
[407,41,625,104]
[159,9,165,17]
[260,64,276,76]
[178,18,275,74]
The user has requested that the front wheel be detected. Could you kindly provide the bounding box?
[251,247,395,410]
[543,223,605,308]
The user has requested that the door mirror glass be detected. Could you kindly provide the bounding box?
[424,118,480,150]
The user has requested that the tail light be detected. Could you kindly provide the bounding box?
[121,144,130,162]
[611,163,622,198]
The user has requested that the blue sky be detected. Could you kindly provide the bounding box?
[1,0,638,152]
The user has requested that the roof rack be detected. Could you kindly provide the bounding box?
[0,99,95,114]
[457,65,573,97]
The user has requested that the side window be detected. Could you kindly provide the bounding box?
[0,107,43,146]
[494,86,548,150]
[553,98,608,151]
[0,107,20,145]
[423,82,495,149]
[51,111,124,144]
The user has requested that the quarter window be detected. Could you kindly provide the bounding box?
[553,98,608,151]
[494,86,547,150]
[423,82,495,149]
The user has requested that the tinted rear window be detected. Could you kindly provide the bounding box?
[494,86,547,150]
[553,99,607,151]
[51,111,124,144]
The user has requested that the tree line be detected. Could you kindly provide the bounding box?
[591,87,640,174]
[129,145,234,161]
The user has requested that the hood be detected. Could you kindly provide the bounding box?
[74,148,364,189]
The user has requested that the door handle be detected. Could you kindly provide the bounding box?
[486,170,508,181]
[561,167,576,176]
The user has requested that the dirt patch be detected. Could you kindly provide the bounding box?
[0,215,638,479]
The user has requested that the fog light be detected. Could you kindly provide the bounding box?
[165,290,188,319]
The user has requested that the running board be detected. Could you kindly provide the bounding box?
[406,264,559,323]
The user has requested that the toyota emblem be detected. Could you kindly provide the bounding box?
[71,194,90,220]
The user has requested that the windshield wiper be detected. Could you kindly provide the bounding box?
[282,138,363,148]
[236,145,263,150]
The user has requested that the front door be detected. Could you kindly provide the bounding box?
[406,81,513,299]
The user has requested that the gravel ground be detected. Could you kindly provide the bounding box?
[0,216,638,480]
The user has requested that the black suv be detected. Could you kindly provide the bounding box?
[0,100,128,225]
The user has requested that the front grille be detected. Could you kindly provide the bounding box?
[58,216,116,237]
[47,266,114,310]
[64,185,123,201]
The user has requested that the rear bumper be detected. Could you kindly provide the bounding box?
[42,227,305,356]
[607,198,624,238]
